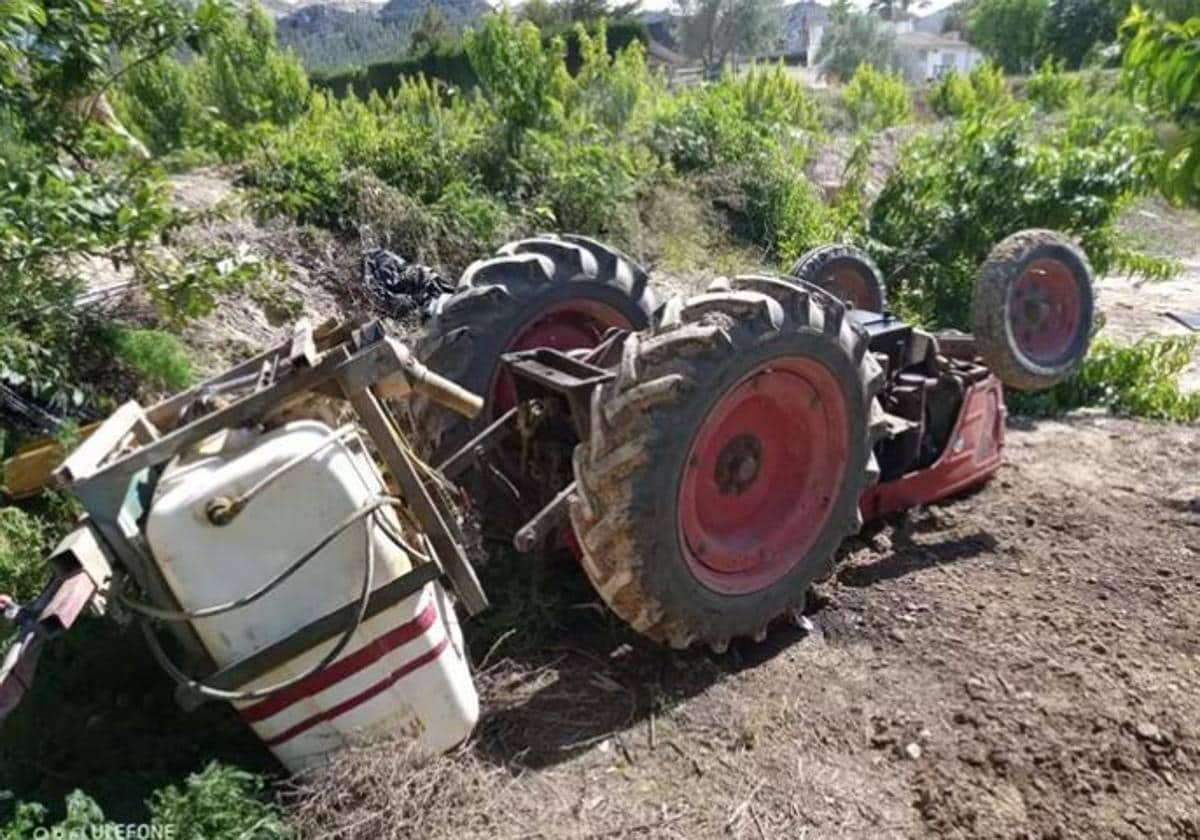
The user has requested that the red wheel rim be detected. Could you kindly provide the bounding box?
[489,300,632,415]
[1008,258,1083,365]
[825,266,875,310]
[677,357,850,595]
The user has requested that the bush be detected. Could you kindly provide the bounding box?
[115,53,202,156]
[816,12,908,82]
[192,2,309,132]
[519,120,649,233]
[1,764,287,840]
[868,107,1159,328]
[1008,336,1200,421]
[928,61,1014,118]
[149,762,289,839]
[844,63,913,130]
[650,65,818,173]
[1024,58,1084,110]
[119,1,310,161]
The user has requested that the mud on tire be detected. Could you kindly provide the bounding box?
[971,229,1094,391]
[790,244,887,313]
[569,277,885,650]
[408,234,657,466]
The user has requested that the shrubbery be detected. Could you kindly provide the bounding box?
[247,15,828,266]
[868,105,1160,328]
[1024,58,1085,110]
[928,61,1014,118]
[114,1,310,160]
[844,64,913,130]
[1009,336,1200,421]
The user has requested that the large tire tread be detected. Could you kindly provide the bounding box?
[569,277,884,649]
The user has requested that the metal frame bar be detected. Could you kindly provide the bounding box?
[52,320,488,672]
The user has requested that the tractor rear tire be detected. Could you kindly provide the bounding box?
[790,244,887,312]
[408,234,657,464]
[971,229,1094,391]
[569,278,884,650]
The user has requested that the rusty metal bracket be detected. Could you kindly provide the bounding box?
[513,481,577,553]
[504,348,615,443]
[436,407,519,481]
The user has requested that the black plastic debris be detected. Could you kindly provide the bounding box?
[361,249,454,319]
[1164,310,1200,332]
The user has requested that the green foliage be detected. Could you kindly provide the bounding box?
[1024,58,1085,110]
[674,0,785,71]
[1009,336,1200,421]
[114,1,310,159]
[1122,8,1200,205]
[741,155,838,262]
[465,11,570,153]
[0,507,48,604]
[310,17,648,99]
[110,329,196,390]
[816,11,907,81]
[1,764,287,840]
[869,106,1158,328]
[928,61,1015,118]
[519,120,649,232]
[843,63,913,130]
[1044,0,1123,68]
[969,0,1050,73]
[651,65,818,172]
[194,3,310,129]
[115,53,201,156]
[149,762,290,839]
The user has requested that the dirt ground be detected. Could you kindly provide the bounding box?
[288,413,1199,840]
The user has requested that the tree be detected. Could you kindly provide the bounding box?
[0,0,234,408]
[409,6,456,54]
[816,11,908,81]
[1043,0,1120,68]
[1122,7,1200,205]
[674,0,783,71]
[869,0,912,21]
[968,0,1050,73]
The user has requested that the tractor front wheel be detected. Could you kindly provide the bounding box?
[569,278,883,650]
[972,229,1094,391]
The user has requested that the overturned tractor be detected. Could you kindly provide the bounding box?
[0,229,1093,768]
[411,229,1094,650]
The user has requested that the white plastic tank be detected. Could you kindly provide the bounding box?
[145,420,478,772]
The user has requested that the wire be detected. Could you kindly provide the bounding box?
[208,424,360,525]
[139,505,377,703]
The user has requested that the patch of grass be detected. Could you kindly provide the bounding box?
[111,329,196,391]
[1008,336,1200,422]
[0,507,48,603]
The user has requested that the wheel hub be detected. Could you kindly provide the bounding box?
[1009,258,1083,366]
[714,434,762,495]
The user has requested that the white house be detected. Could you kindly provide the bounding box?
[806,17,984,84]
[895,28,984,81]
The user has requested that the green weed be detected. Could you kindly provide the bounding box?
[1009,336,1200,421]
[110,329,196,391]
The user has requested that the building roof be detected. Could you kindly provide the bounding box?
[897,30,977,51]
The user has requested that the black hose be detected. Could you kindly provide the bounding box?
[138,505,379,703]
